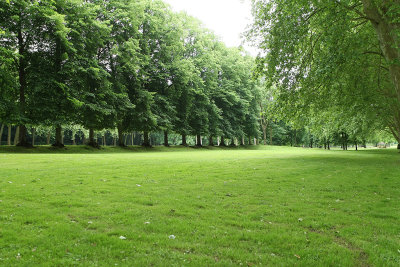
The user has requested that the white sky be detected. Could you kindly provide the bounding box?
[163,0,258,56]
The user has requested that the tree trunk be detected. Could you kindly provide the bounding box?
[355,142,358,151]
[230,137,236,147]
[71,131,76,145]
[241,136,245,146]
[269,126,273,145]
[0,124,4,145]
[220,136,226,147]
[181,134,187,146]
[7,125,11,145]
[47,131,51,145]
[362,1,400,143]
[164,131,169,147]
[14,126,20,145]
[248,136,252,145]
[117,126,125,147]
[294,129,297,146]
[327,141,330,150]
[262,125,267,145]
[209,136,214,146]
[142,131,151,147]
[87,129,99,148]
[397,143,400,150]
[53,125,64,147]
[113,136,116,146]
[16,125,29,147]
[130,132,133,146]
[32,128,35,146]
[103,135,106,146]
[196,134,202,147]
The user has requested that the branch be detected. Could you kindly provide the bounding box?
[334,0,377,23]
[362,51,384,57]
[304,7,324,22]
[388,125,400,141]
[380,65,389,71]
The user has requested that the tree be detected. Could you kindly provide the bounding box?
[0,0,68,146]
[247,0,400,147]
[68,1,116,147]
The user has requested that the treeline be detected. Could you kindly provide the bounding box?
[0,0,260,148]
[247,0,400,149]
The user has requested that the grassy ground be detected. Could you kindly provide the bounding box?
[0,145,399,266]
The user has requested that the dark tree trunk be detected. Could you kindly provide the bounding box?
[220,136,226,147]
[248,136,252,145]
[0,124,4,145]
[355,142,358,151]
[52,125,64,147]
[47,131,51,145]
[269,126,273,145]
[164,131,169,147]
[327,141,330,150]
[324,142,327,150]
[230,137,236,147]
[7,125,11,145]
[87,129,99,148]
[117,126,125,147]
[209,136,214,146]
[103,135,106,146]
[397,143,400,150]
[196,134,202,147]
[16,125,31,147]
[142,131,151,147]
[32,128,35,146]
[181,134,187,146]
[14,126,20,145]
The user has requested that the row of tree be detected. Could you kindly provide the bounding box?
[247,0,400,149]
[0,0,260,148]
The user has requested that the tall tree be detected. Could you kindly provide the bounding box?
[0,0,67,146]
[247,0,400,147]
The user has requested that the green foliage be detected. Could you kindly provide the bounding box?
[248,0,400,144]
[0,0,260,146]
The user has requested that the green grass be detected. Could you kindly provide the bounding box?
[0,145,399,266]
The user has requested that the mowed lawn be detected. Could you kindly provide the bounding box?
[0,146,399,266]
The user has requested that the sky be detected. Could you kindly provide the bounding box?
[163,0,258,56]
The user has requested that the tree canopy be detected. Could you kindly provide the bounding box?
[0,0,260,147]
[247,0,400,147]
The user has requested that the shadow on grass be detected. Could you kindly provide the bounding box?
[0,144,269,154]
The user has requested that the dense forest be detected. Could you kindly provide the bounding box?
[0,0,397,149]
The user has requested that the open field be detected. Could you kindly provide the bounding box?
[0,146,399,266]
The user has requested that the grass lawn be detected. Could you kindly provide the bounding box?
[0,145,399,266]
